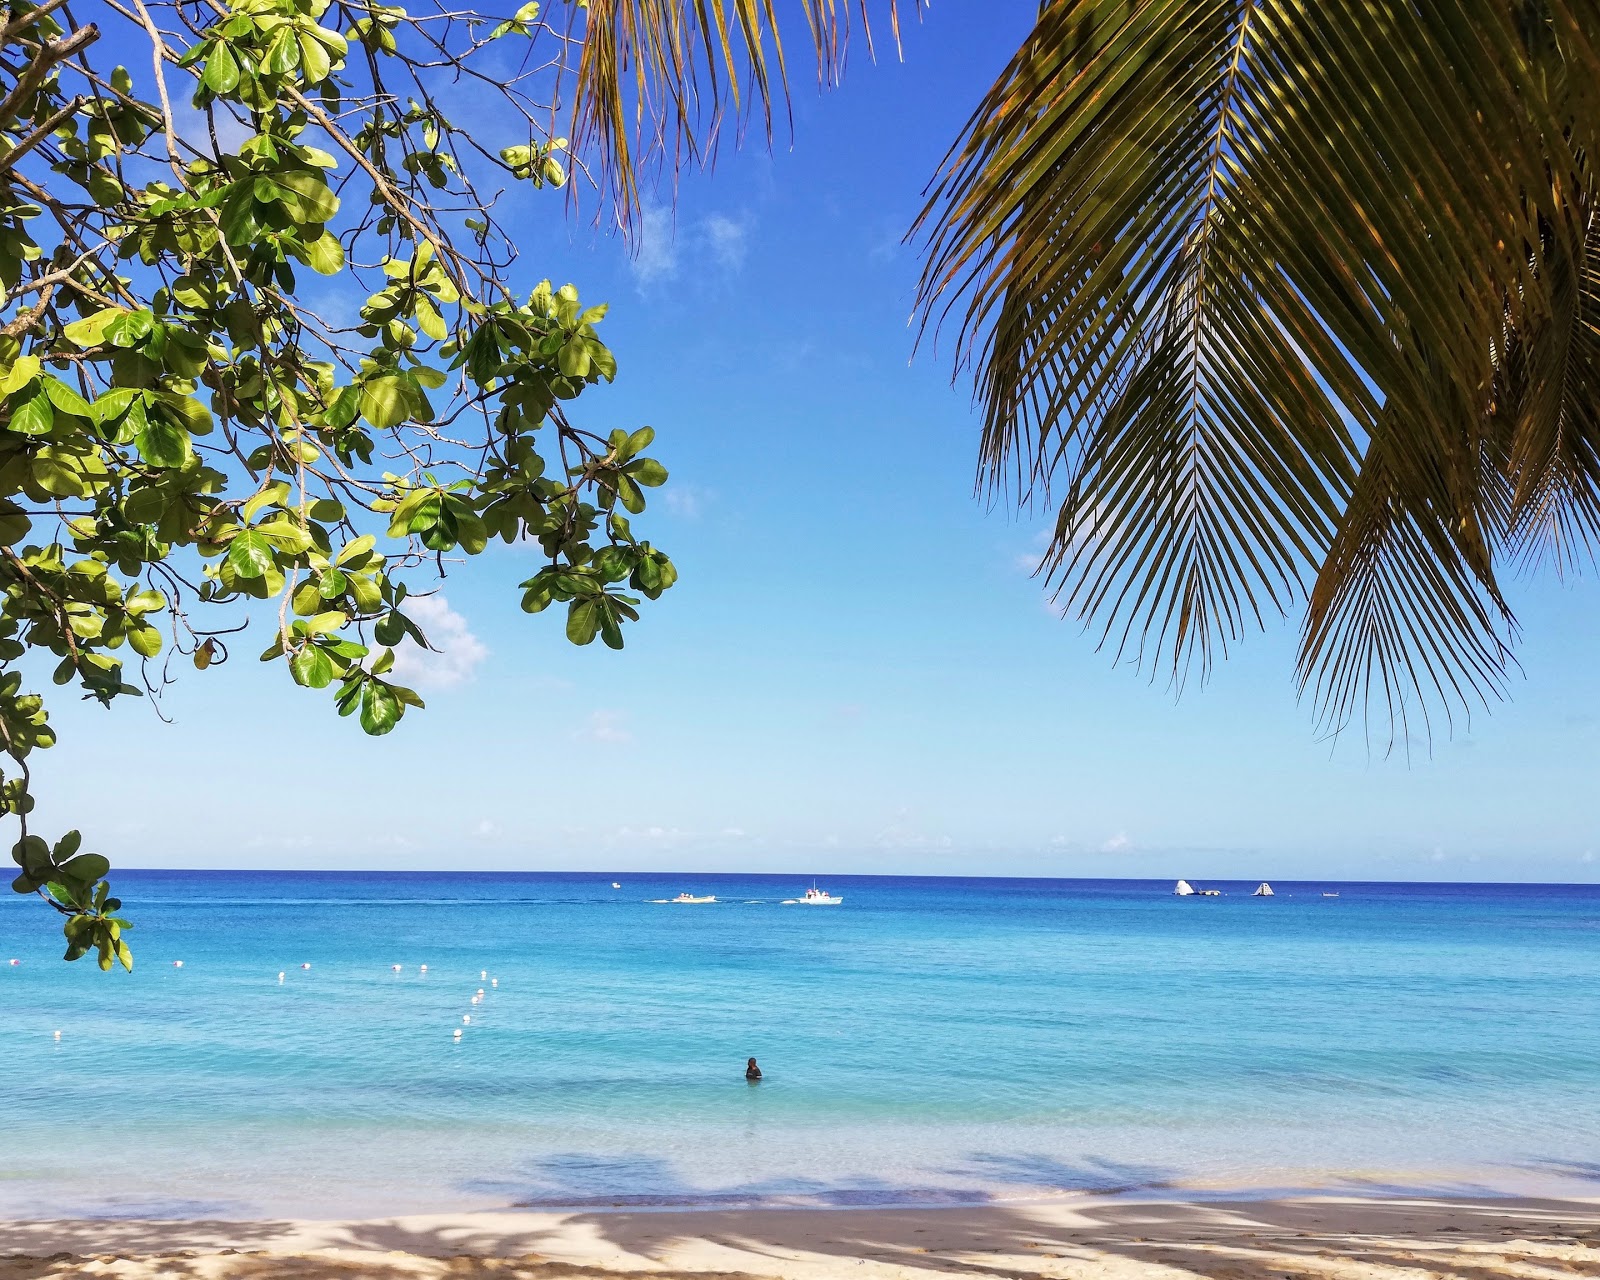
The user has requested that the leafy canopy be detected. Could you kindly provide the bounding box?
[0,0,678,967]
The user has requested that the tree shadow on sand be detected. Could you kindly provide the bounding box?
[8,1159,1600,1279]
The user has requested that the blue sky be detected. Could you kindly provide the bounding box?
[34,3,1600,881]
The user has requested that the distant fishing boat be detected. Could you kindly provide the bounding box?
[1322,891,1340,898]
[783,884,843,905]
[611,882,621,889]
[1252,882,1275,897]
[671,892,716,904]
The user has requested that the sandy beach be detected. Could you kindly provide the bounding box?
[4,1194,1600,1280]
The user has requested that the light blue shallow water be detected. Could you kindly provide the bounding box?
[2,872,1598,1219]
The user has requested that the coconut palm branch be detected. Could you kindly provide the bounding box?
[567,0,1600,743]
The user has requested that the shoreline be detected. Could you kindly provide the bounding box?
[5,1192,1600,1279]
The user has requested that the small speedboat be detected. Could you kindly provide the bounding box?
[1322,891,1340,898]
[671,892,716,904]
[611,882,621,889]
[785,885,842,905]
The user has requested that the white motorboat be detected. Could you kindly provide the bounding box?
[611,882,621,889]
[785,885,842,905]
[671,892,716,904]
[1252,882,1275,897]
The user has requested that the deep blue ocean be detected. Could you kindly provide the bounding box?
[2,872,1598,1219]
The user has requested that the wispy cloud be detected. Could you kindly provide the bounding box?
[578,709,632,744]
[628,202,752,289]
[1099,831,1133,853]
[663,484,708,519]
[388,594,488,690]
[631,201,680,286]
[703,214,749,271]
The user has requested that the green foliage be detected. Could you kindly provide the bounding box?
[0,0,677,963]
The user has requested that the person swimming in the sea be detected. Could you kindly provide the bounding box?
[745,1057,762,1081]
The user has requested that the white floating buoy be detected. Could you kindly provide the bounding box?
[480,970,487,980]
[391,964,402,972]
[277,972,285,983]
[491,978,498,988]
[52,1030,60,1041]
[419,964,428,973]
[452,1028,462,1040]
[300,962,311,970]
[172,960,183,969]
[471,995,481,1005]
[7,959,18,966]
[476,988,485,996]
[462,1014,471,1024]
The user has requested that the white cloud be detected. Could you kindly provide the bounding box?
[720,827,747,839]
[628,204,750,288]
[631,201,679,286]
[1583,851,1596,864]
[703,214,748,271]
[663,484,707,519]
[473,819,499,839]
[612,824,690,846]
[873,811,953,851]
[388,594,488,690]
[1100,831,1133,853]
[578,709,632,744]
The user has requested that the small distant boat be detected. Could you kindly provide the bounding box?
[784,885,843,905]
[1252,882,1275,897]
[611,882,621,889]
[671,892,716,904]
[1174,879,1196,896]
[1322,891,1340,898]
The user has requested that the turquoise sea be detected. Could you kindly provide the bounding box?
[2,872,1598,1219]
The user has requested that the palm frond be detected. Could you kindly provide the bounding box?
[565,0,900,225]
[916,0,1599,735]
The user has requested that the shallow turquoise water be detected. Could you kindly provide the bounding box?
[2,872,1598,1219]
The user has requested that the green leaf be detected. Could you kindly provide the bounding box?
[299,31,332,83]
[9,388,53,436]
[59,852,109,884]
[274,170,340,224]
[289,645,335,688]
[202,41,241,94]
[128,624,162,658]
[628,458,668,487]
[359,679,401,735]
[360,376,409,429]
[63,308,125,347]
[566,598,600,645]
[43,378,93,418]
[227,529,274,579]
[0,356,40,396]
[303,230,344,275]
[135,416,191,468]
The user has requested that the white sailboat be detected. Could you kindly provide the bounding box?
[1173,879,1196,896]
[1252,882,1275,897]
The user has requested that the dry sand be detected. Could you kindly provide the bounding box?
[4,1194,1600,1280]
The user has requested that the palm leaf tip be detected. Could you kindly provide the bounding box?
[566,0,906,230]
